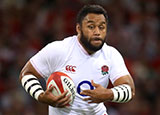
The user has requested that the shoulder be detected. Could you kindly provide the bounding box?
[45,35,77,52]
[37,35,78,62]
[102,43,122,58]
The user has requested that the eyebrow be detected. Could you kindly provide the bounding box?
[87,20,95,23]
[87,20,106,25]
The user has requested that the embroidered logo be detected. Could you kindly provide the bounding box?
[101,65,109,75]
[66,65,76,72]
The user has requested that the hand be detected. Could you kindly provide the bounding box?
[38,86,71,108]
[80,80,113,103]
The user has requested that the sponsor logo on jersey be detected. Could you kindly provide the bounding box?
[101,65,109,75]
[65,65,76,72]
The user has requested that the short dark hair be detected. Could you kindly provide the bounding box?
[77,4,108,25]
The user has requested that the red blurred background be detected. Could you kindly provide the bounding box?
[0,0,159,115]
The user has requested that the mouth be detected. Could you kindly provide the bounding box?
[91,37,103,44]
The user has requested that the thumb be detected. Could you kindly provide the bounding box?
[91,80,99,88]
[48,85,54,92]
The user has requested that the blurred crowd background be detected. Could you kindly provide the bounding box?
[0,0,159,115]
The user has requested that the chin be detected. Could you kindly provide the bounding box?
[90,44,104,52]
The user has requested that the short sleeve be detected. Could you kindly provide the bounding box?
[109,47,130,84]
[30,41,65,79]
[30,44,52,78]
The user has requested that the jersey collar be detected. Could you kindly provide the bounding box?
[76,36,102,58]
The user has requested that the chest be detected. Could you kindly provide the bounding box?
[55,51,111,89]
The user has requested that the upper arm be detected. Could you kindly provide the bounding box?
[19,42,64,81]
[108,47,130,83]
[19,61,43,81]
[107,47,135,97]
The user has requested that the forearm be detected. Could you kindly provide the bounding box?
[21,74,45,101]
[110,84,133,103]
[81,80,134,103]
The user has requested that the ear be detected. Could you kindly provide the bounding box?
[76,24,81,35]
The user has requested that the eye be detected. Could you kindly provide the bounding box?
[87,25,95,30]
[99,25,105,30]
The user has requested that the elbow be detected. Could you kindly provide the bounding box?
[131,87,136,100]
[128,87,135,102]
[132,91,135,98]
[19,70,24,83]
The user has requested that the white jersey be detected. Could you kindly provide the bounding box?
[30,35,130,115]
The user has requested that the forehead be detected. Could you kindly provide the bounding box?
[83,13,106,24]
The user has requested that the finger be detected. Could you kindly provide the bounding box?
[83,97,92,101]
[80,90,92,96]
[91,80,99,88]
[57,90,68,100]
[87,100,98,104]
[59,96,71,107]
[48,86,54,92]
[57,94,71,107]
[59,94,71,104]
[60,99,71,107]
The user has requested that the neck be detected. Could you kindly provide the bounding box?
[77,36,95,55]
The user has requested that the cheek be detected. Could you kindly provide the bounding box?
[101,30,107,37]
[82,29,92,38]
[102,31,107,37]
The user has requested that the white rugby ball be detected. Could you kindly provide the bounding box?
[46,72,76,105]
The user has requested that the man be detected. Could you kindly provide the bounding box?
[19,5,135,115]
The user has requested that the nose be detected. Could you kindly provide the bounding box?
[94,27,100,36]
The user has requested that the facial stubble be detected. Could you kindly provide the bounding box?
[80,30,105,53]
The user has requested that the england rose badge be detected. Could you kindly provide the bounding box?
[101,65,109,75]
